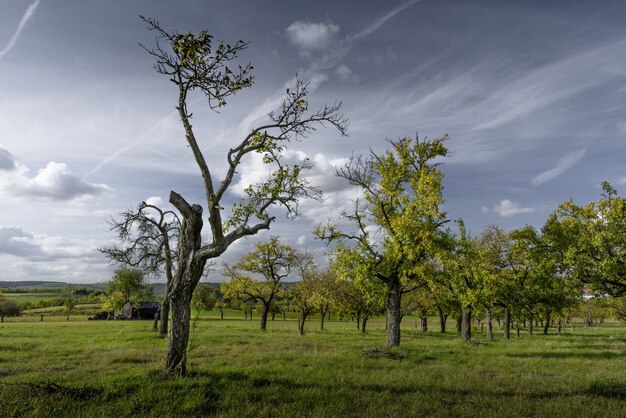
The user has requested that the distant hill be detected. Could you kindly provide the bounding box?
[0,281,70,289]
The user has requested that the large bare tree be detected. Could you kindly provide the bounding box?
[100,202,179,336]
[105,17,347,375]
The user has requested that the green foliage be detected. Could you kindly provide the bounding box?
[106,268,154,311]
[191,284,219,313]
[552,183,626,297]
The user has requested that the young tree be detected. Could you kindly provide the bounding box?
[317,135,449,347]
[106,268,153,307]
[114,18,347,375]
[64,295,77,321]
[222,237,296,331]
[192,284,218,318]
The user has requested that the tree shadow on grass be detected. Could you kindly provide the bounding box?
[504,351,623,360]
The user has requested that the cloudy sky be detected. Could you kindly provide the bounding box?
[1,0,625,283]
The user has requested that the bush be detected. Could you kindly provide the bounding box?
[0,299,22,316]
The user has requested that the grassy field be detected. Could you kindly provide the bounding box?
[1,315,626,417]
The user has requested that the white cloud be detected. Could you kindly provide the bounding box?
[335,64,359,82]
[285,20,340,55]
[296,235,306,246]
[0,146,112,201]
[493,199,536,217]
[0,0,41,62]
[0,225,101,261]
[531,148,586,186]
[145,196,163,206]
[480,206,490,213]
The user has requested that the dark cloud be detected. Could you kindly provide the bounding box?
[0,147,17,171]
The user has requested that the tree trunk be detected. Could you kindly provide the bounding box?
[528,316,533,336]
[244,310,248,320]
[486,308,494,341]
[420,317,428,332]
[165,286,194,375]
[437,306,447,333]
[320,310,326,330]
[456,317,462,333]
[557,318,562,334]
[298,315,306,335]
[282,312,286,321]
[260,303,270,331]
[504,308,511,340]
[385,278,402,348]
[461,307,472,342]
[271,312,275,321]
[543,310,551,335]
[362,315,368,334]
[159,298,170,336]
[220,308,224,320]
[164,192,206,376]
[356,313,361,331]
[153,313,159,331]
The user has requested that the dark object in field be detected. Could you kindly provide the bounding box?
[88,311,110,320]
[120,301,161,320]
[361,348,405,360]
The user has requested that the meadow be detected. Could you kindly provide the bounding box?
[1,314,626,417]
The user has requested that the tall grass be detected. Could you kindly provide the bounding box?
[1,315,626,417]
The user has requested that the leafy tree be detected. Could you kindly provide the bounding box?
[106,268,153,309]
[552,182,626,297]
[317,135,449,347]
[221,237,296,331]
[192,284,218,316]
[64,294,77,321]
[124,17,347,375]
[0,298,21,317]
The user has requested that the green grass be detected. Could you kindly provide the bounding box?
[1,316,626,417]
[3,293,62,303]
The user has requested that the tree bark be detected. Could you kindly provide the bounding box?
[356,313,361,331]
[320,310,326,330]
[528,315,533,336]
[461,307,472,342]
[298,315,307,335]
[362,316,368,334]
[385,278,402,348]
[486,308,493,341]
[164,192,207,376]
[543,310,551,335]
[420,317,428,332]
[437,306,447,333]
[503,308,511,340]
[165,286,194,375]
[260,303,270,331]
[220,308,224,320]
[159,298,170,337]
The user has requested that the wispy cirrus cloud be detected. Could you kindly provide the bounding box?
[531,148,586,186]
[0,0,41,62]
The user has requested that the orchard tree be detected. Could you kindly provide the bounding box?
[222,237,296,331]
[317,135,449,347]
[192,284,218,317]
[552,182,626,297]
[100,202,179,336]
[109,18,346,375]
[106,268,154,309]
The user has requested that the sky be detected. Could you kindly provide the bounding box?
[1,0,625,283]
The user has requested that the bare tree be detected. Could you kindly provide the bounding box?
[113,17,347,375]
[100,202,179,336]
